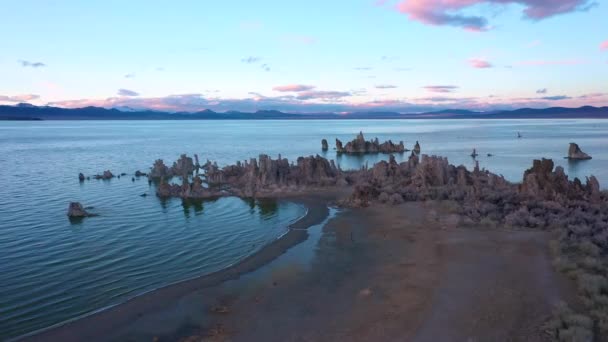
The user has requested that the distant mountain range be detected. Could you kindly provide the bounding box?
[1,103,608,120]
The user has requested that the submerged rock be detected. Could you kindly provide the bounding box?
[567,143,592,160]
[336,132,406,154]
[94,170,114,180]
[67,202,90,217]
[321,139,328,151]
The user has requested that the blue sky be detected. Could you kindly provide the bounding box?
[1,0,607,112]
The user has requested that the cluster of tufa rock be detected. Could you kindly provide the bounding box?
[157,175,216,199]
[204,154,346,198]
[154,154,346,199]
[148,154,197,180]
[334,132,407,154]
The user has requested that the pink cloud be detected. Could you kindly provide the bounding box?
[273,84,316,92]
[296,90,351,100]
[468,58,493,68]
[394,0,594,31]
[0,94,40,102]
[601,40,608,51]
[42,90,608,114]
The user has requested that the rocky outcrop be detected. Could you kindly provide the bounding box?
[321,139,328,151]
[520,158,600,202]
[172,154,196,176]
[335,132,406,154]
[135,170,147,177]
[206,154,343,197]
[567,143,592,160]
[67,202,90,217]
[94,170,114,180]
[149,159,171,179]
[149,154,197,180]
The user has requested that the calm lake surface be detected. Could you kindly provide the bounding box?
[1,119,607,339]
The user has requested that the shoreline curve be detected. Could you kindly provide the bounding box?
[17,195,332,342]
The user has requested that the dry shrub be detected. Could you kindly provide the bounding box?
[544,302,593,342]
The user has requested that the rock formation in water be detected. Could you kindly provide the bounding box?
[206,154,344,197]
[148,154,197,180]
[413,141,421,154]
[94,170,114,180]
[78,173,85,182]
[567,143,592,160]
[134,170,147,177]
[335,132,406,154]
[172,154,196,177]
[321,139,328,151]
[157,175,218,199]
[149,159,172,179]
[67,202,90,217]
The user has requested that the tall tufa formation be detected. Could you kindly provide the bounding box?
[413,141,421,154]
[149,159,172,179]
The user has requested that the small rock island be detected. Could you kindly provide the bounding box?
[567,142,592,160]
[334,132,406,154]
[67,202,91,218]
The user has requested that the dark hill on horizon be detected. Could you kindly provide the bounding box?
[1,104,608,120]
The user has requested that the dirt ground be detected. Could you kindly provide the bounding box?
[167,202,577,342]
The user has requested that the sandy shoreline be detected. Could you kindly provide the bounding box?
[18,192,338,342]
[20,192,580,341]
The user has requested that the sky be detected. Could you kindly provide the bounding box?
[1,0,607,113]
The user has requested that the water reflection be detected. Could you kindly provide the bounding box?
[257,198,279,218]
[567,158,593,181]
[241,198,280,218]
[181,199,204,217]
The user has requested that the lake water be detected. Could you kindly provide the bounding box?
[1,119,607,339]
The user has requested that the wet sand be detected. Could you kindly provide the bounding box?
[22,197,577,342]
